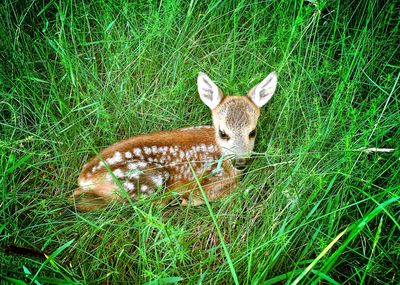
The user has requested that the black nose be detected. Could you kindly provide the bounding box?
[234,159,247,170]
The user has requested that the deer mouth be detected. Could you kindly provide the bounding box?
[233,158,248,171]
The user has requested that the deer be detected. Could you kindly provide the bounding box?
[72,71,278,211]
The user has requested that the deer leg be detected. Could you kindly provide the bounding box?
[180,176,238,206]
[70,192,109,212]
[71,177,122,211]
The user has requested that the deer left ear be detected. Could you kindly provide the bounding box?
[247,71,278,108]
[198,72,223,109]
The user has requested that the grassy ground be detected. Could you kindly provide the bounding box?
[1,0,399,284]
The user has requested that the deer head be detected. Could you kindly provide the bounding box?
[197,71,278,170]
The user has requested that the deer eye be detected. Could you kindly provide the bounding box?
[219,129,230,140]
[249,129,256,138]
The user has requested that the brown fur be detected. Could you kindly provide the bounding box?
[72,127,238,211]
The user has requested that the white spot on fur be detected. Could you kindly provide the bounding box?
[125,151,132,159]
[208,145,215,152]
[163,172,170,180]
[95,161,106,171]
[124,181,135,191]
[200,144,207,152]
[152,146,158,153]
[144,147,151,155]
[151,174,163,186]
[128,169,142,179]
[137,161,147,168]
[107,151,123,165]
[179,150,185,159]
[128,163,138,170]
[133,148,142,156]
[140,185,149,193]
[113,168,124,178]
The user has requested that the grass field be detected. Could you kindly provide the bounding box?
[1,0,399,284]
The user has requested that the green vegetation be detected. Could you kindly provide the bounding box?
[1,0,399,284]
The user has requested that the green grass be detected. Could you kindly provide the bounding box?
[1,0,399,284]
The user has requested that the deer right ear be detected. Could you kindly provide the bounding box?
[247,71,278,108]
[197,72,223,109]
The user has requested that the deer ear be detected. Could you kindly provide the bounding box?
[198,72,223,109]
[247,71,278,108]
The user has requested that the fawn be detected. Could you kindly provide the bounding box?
[72,71,278,211]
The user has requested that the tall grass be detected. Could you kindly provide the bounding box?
[1,0,399,284]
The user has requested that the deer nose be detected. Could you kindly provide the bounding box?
[233,158,247,170]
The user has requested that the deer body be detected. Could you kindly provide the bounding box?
[73,72,278,211]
